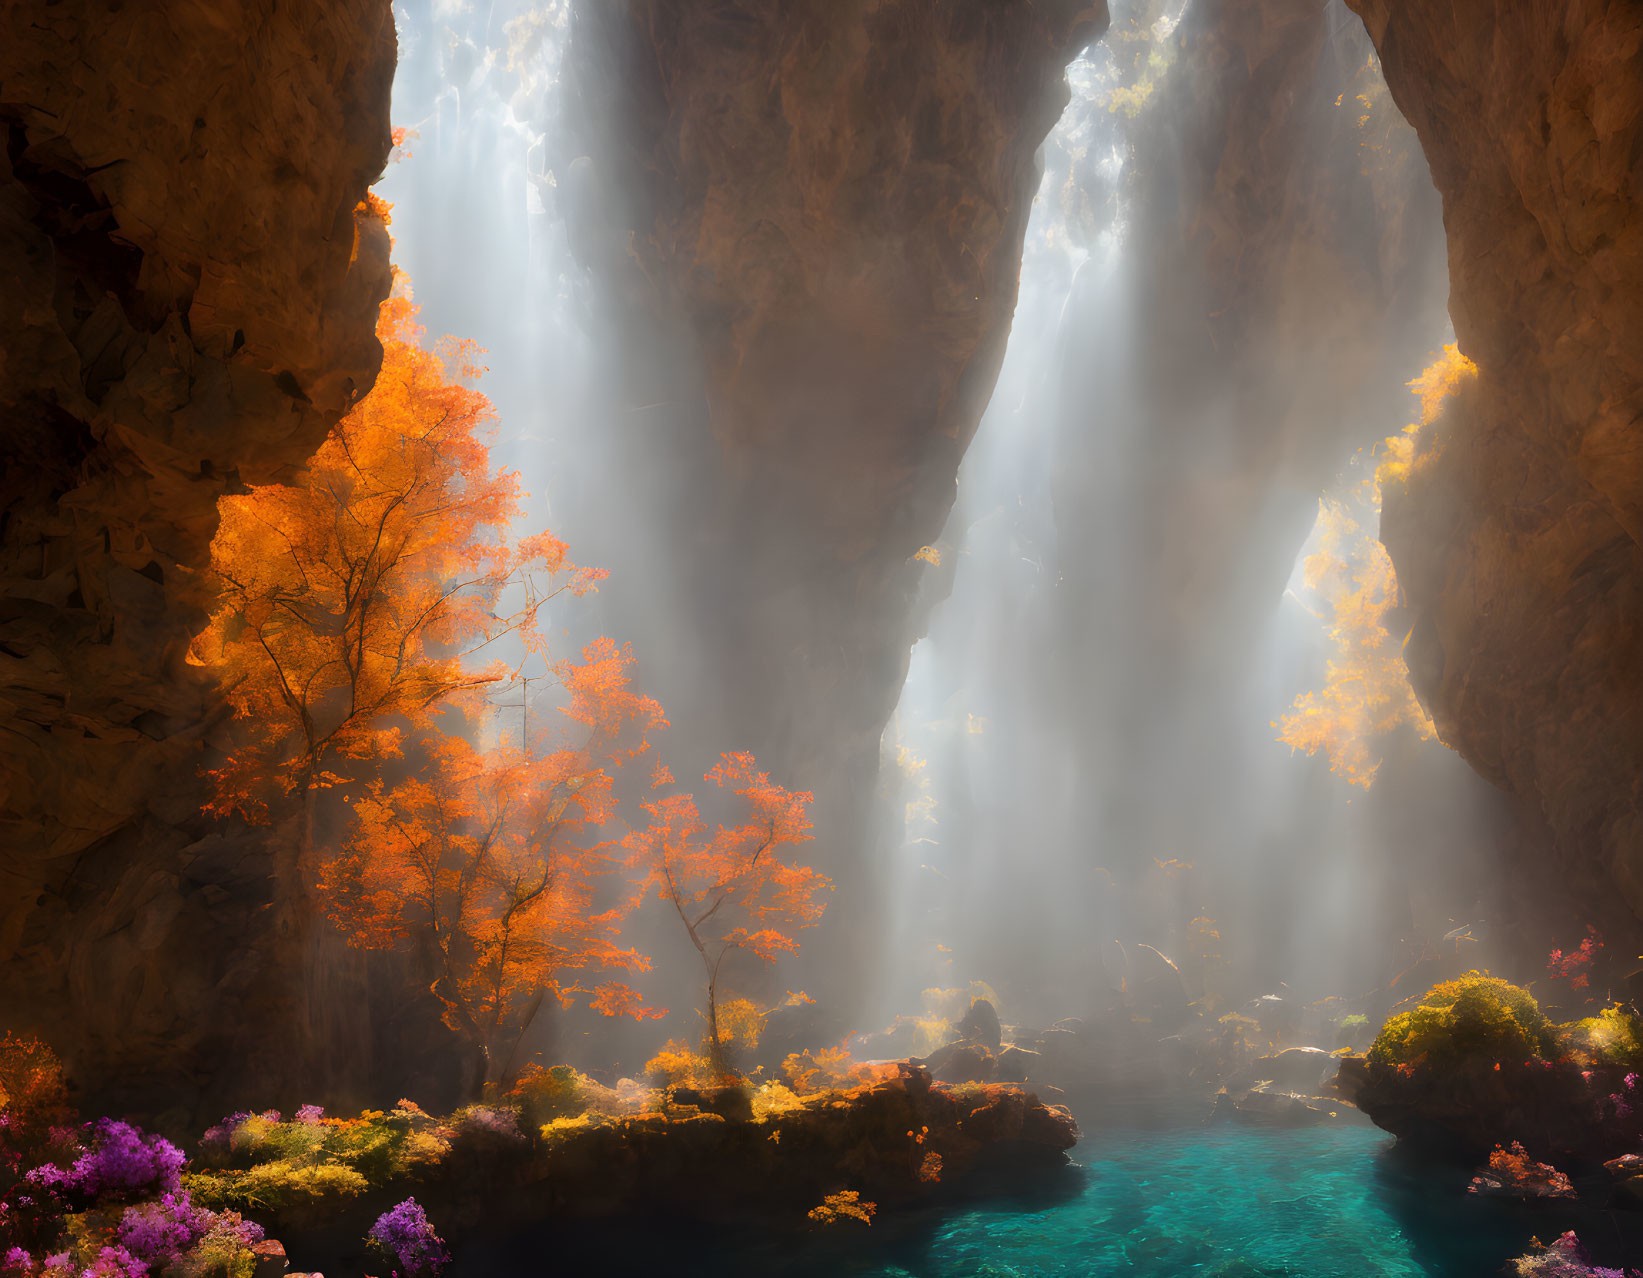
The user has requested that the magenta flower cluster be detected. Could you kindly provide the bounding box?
[1518,1231,1642,1278]
[368,1198,450,1278]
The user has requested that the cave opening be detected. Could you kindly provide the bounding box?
[4,0,1643,1275]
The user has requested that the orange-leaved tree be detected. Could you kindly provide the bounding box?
[321,638,668,1087]
[193,281,602,867]
[624,753,828,1074]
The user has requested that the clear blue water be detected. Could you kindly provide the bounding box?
[458,1121,1643,1276]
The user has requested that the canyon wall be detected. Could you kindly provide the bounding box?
[0,0,396,1109]
[1349,0,1643,931]
[564,0,1109,991]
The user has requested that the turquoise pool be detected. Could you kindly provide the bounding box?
[457,1121,1642,1275]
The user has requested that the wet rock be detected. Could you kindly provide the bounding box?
[1604,1154,1643,1209]
[957,998,1003,1050]
[1468,1141,1576,1200]
[995,1046,1039,1085]
[1337,1051,1640,1162]
[250,1239,288,1278]
[1215,1084,1361,1128]
[1253,1046,1336,1092]
[923,1041,998,1085]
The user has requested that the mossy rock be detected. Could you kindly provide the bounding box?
[1368,972,1555,1070]
[1556,1005,1643,1068]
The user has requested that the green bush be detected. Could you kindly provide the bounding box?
[1368,972,1555,1070]
[189,1104,448,1213]
[1555,1005,1643,1067]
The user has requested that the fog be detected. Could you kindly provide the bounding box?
[377,0,1510,1067]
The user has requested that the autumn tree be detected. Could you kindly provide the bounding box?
[321,639,667,1087]
[194,281,600,888]
[194,275,632,1072]
[196,283,602,817]
[625,754,828,1075]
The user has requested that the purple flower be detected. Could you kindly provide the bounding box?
[3,1248,31,1274]
[199,1113,249,1150]
[1627,1072,1639,1091]
[368,1198,450,1278]
[67,1121,183,1200]
[81,1246,148,1278]
[295,1105,325,1125]
[116,1191,207,1262]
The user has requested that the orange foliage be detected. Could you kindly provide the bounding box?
[778,1043,895,1094]
[1276,346,1475,786]
[195,281,603,820]
[200,276,675,1087]
[318,629,665,1077]
[808,1189,876,1226]
[782,1044,855,1094]
[321,728,660,1075]
[625,754,828,1069]
[0,1034,73,1177]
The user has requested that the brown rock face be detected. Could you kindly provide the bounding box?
[1054,0,1447,717]
[0,0,395,1104]
[1348,1,1643,924]
[566,0,1107,982]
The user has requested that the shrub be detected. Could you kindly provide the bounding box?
[807,1190,875,1227]
[0,1036,75,1181]
[509,1065,583,1129]
[1556,1006,1643,1068]
[186,1106,446,1214]
[643,1040,715,1088]
[367,1198,449,1278]
[1369,973,1555,1070]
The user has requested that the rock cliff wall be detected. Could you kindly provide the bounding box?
[1348,0,1643,927]
[565,0,1109,990]
[0,0,396,1108]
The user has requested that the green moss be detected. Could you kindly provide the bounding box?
[1368,972,1555,1069]
[189,1105,448,1213]
[1555,1005,1643,1067]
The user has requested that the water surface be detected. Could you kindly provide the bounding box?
[458,1122,1641,1275]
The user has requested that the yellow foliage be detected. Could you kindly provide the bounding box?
[783,1044,857,1094]
[1276,347,1476,787]
[716,996,767,1052]
[643,1039,714,1087]
[809,1189,876,1226]
[1106,79,1156,118]
[913,545,942,567]
[751,1081,806,1119]
[540,1113,604,1142]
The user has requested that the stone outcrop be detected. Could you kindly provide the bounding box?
[564,0,1108,989]
[1347,1,1643,926]
[220,1064,1078,1257]
[1335,1051,1637,1163]
[0,0,396,1105]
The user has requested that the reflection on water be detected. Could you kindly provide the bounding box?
[455,1120,1642,1277]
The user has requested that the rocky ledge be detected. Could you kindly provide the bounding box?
[191,1062,1079,1263]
